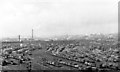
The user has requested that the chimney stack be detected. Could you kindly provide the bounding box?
[18,35,21,42]
[32,29,33,39]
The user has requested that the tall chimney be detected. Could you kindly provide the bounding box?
[18,35,20,41]
[32,29,33,39]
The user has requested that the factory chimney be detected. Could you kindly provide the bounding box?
[32,29,33,39]
[18,35,21,42]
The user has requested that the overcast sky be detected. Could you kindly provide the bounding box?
[0,0,118,38]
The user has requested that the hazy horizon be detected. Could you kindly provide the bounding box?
[0,0,118,38]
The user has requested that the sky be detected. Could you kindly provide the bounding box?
[0,0,118,38]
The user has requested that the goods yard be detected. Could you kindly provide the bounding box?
[1,34,120,72]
